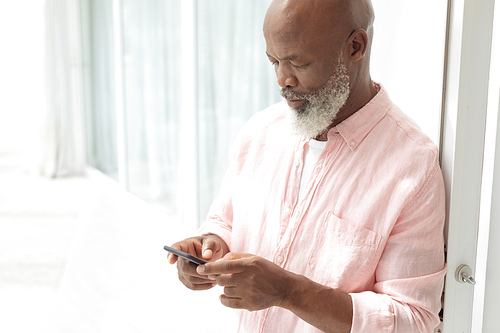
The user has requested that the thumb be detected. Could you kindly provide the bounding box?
[167,253,178,264]
[222,252,251,260]
[201,237,219,260]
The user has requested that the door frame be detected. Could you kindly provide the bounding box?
[440,0,497,331]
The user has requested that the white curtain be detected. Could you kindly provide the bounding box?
[88,0,279,222]
[44,0,447,226]
[37,0,289,223]
[196,0,280,218]
[41,0,86,177]
[84,0,118,179]
[119,0,184,217]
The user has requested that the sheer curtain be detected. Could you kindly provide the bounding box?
[84,0,118,179]
[120,0,183,217]
[49,0,447,226]
[41,0,87,177]
[196,0,280,219]
[83,0,279,223]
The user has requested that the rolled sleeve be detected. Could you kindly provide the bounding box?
[350,266,446,333]
[351,166,446,333]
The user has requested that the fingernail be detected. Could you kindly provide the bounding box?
[197,265,205,274]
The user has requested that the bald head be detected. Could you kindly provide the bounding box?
[264,0,374,55]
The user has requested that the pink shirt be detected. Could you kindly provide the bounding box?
[199,84,446,333]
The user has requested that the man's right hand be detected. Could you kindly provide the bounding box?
[167,234,229,290]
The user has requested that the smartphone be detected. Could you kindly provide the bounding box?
[164,245,207,265]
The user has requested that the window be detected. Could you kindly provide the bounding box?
[84,0,447,228]
[84,0,279,226]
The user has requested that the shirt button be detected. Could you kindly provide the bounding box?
[276,255,284,263]
[350,141,356,147]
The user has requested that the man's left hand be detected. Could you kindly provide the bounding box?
[196,252,293,311]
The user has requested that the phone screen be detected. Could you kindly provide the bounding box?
[164,245,207,265]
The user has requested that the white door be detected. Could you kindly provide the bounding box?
[440,0,499,332]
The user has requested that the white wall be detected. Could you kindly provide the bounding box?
[371,0,448,145]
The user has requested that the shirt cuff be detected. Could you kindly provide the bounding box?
[349,291,395,333]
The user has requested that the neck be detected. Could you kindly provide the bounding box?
[314,79,377,141]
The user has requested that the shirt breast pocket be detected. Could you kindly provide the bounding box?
[307,212,382,291]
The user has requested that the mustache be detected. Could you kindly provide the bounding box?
[280,88,311,100]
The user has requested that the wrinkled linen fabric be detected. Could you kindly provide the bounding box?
[198,83,446,333]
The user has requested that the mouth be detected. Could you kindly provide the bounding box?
[285,98,306,109]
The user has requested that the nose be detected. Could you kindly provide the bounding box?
[276,62,298,88]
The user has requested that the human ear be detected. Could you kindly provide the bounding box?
[347,29,369,62]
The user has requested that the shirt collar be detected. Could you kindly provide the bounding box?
[331,82,393,151]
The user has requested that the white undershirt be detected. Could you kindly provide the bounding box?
[298,139,328,200]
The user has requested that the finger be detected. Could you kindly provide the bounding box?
[197,260,247,276]
[178,258,215,280]
[219,294,244,309]
[171,242,189,253]
[179,273,217,291]
[183,282,217,291]
[171,239,204,258]
[167,243,187,264]
[222,252,252,260]
[223,286,239,297]
[182,243,204,258]
[215,272,240,287]
[180,271,216,285]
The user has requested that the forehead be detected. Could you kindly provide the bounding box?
[263,21,342,61]
[264,36,327,62]
[263,1,348,59]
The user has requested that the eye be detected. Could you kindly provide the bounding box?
[291,62,310,70]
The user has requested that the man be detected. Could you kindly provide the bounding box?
[168,0,446,332]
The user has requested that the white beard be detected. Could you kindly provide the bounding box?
[281,55,350,139]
